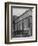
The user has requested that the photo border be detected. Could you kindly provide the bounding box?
[5,2,37,44]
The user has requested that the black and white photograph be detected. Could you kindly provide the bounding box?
[11,6,32,38]
[5,2,37,43]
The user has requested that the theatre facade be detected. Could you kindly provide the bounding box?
[11,8,32,38]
